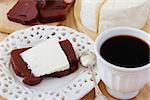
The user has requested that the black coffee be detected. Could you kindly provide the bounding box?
[100,35,150,68]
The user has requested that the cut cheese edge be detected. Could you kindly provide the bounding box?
[20,38,70,77]
[79,0,106,33]
[74,0,98,39]
[80,0,100,32]
[74,0,106,39]
[99,0,150,32]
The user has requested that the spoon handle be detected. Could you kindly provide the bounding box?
[88,65,107,100]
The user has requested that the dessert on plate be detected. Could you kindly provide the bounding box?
[11,38,78,86]
[0,26,99,99]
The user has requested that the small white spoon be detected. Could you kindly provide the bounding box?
[80,52,107,100]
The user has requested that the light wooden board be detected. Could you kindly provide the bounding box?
[0,2,150,100]
[0,0,59,33]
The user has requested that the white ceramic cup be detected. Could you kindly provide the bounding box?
[95,27,150,99]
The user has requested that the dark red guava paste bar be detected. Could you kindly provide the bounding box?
[39,0,69,23]
[7,0,39,25]
[11,39,78,86]
[7,0,73,25]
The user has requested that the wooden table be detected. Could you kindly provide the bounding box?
[0,6,150,100]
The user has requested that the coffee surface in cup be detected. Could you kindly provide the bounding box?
[100,35,149,68]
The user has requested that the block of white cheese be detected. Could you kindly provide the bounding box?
[20,38,70,77]
[76,0,150,35]
[99,0,150,32]
[80,0,106,33]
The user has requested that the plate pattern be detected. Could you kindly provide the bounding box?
[0,25,100,100]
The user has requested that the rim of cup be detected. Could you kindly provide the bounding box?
[95,27,150,72]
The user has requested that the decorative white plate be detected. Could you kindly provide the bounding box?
[0,25,101,100]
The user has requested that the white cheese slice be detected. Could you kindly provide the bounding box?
[20,38,70,77]
[80,0,106,33]
[99,0,150,32]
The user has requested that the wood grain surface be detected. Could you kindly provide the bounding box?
[0,2,150,100]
